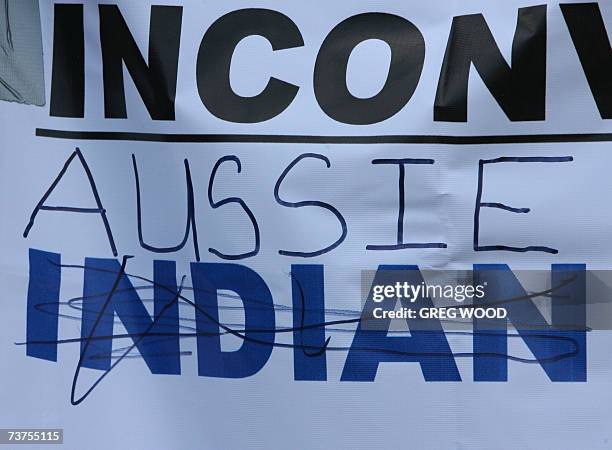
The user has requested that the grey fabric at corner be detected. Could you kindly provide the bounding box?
[0,0,44,106]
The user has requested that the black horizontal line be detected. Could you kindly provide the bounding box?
[34,128,612,145]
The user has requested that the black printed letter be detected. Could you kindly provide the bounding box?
[197,9,303,123]
[561,3,612,119]
[99,5,183,120]
[314,13,425,125]
[435,6,547,122]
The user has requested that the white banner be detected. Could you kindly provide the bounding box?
[1,1,612,448]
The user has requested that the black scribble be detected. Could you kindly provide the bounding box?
[16,258,587,405]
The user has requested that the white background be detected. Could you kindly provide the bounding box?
[1,0,612,448]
